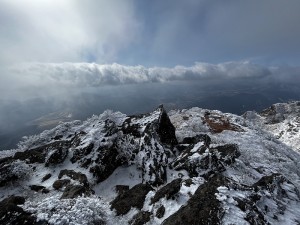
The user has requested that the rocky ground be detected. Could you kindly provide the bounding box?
[0,102,300,225]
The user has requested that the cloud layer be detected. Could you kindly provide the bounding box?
[1,61,298,101]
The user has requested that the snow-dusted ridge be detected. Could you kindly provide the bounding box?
[0,102,300,225]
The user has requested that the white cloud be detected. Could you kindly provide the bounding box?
[2,61,278,88]
[1,61,299,102]
[0,0,139,64]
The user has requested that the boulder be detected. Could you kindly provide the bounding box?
[111,183,153,215]
[14,148,46,164]
[130,211,151,225]
[30,185,49,193]
[0,196,46,225]
[41,173,52,182]
[61,184,94,199]
[58,169,88,186]
[156,205,165,218]
[162,174,227,225]
[181,134,211,147]
[151,179,182,204]
[52,179,71,190]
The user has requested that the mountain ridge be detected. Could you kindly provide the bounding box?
[0,102,300,225]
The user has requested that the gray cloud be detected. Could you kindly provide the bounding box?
[0,0,139,64]
[1,61,298,102]
[5,61,270,87]
[127,0,300,66]
[1,1,300,66]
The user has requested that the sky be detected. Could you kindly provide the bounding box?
[1,0,300,66]
[1,0,300,149]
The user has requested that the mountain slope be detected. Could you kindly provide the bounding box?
[0,102,300,225]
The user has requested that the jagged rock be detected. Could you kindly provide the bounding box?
[118,106,177,186]
[89,145,122,183]
[210,144,240,165]
[122,117,142,137]
[115,185,129,195]
[41,173,52,182]
[251,173,300,221]
[111,183,154,215]
[253,173,285,192]
[70,143,94,163]
[151,178,182,204]
[61,184,93,199]
[58,169,88,186]
[0,157,17,187]
[172,142,240,178]
[162,174,227,225]
[45,145,69,167]
[130,211,151,225]
[156,205,165,218]
[0,196,46,225]
[260,105,285,124]
[157,106,178,146]
[14,148,46,164]
[30,185,49,193]
[181,134,211,147]
[52,179,71,190]
[0,158,31,187]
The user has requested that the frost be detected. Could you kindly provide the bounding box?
[23,195,109,225]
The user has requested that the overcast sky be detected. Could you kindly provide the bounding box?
[1,0,300,66]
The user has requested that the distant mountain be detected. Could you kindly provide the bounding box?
[0,102,300,224]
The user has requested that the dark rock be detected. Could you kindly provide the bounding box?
[30,185,49,193]
[151,179,182,204]
[122,117,142,138]
[0,196,44,225]
[157,106,178,146]
[156,205,165,218]
[260,105,285,124]
[234,197,267,225]
[14,141,71,165]
[53,135,63,140]
[41,173,52,182]
[183,179,194,187]
[0,157,18,187]
[58,169,88,186]
[115,185,129,195]
[90,145,122,183]
[162,174,227,225]
[45,146,68,167]
[130,211,151,225]
[52,179,71,190]
[181,134,211,147]
[111,183,154,216]
[70,143,94,163]
[14,148,46,164]
[172,143,240,178]
[61,184,94,199]
[210,144,240,165]
[253,173,283,192]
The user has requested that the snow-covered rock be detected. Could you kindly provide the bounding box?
[0,103,300,225]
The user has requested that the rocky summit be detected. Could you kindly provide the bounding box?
[0,102,300,225]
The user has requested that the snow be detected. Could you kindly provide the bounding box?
[94,165,142,201]
[169,106,300,190]
[1,103,300,224]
